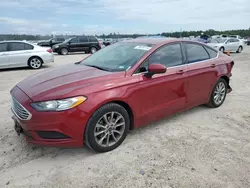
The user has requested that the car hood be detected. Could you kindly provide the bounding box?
[16,64,124,101]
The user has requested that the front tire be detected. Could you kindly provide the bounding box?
[28,57,43,69]
[84,103,130,152]
[219,47,225,53]
[60,48,68,55]
[207,78,227,108]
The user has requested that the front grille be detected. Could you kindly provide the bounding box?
[11,97,32,120]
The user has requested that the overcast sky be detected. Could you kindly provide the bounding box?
[0,0,249,35]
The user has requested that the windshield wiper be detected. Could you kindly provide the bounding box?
[84,64,109,71]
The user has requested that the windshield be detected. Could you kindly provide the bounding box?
[81,42,154,72]
[209,38,227,43]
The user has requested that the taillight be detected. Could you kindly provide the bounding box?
[47,49,52,53]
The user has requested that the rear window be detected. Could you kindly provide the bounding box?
[0,43,7,52]
[185,43,209,63]
[88,36,98,42]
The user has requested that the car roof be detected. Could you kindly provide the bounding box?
[124,37,184,45]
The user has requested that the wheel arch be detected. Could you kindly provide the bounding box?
[27,55,43,66]
[87,99,135,131]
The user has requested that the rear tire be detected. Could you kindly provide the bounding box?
[84,103,130,152]
[60,48,68,55]
[207,78,227,108]
[28,57,43,69]
[236,46,243,53]
[90,47,97,54]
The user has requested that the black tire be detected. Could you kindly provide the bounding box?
[28,57,43,69]
[219,47,225,53]
[90,47,97,54]
[236,46,243,53]
[207,78,227,108]
[84,103,130,152]
[60,48,68,55]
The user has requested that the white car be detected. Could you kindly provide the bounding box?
[0,41,54,69]
[208,38,244,53]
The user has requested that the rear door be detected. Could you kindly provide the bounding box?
[133,43,188,124]
[232,39,240,51]
[0,42,9,68]
[78,36,89,52]
[8,42,34,67]
[183,42,218,107]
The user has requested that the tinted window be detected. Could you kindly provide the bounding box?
[233,39,239,42]
[79,36,88,42]
[24,44,34,50]
[88,36,98,42]
[227,39,234,43]
[9,42,25,51]
[70,38,78,43]
[185,43,209,63]
[0,43,7,52]
[204,46,217,58]
[149,43,183,67]
[56,38,64,41]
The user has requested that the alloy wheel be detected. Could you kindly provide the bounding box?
[91,47,97,54]
[94,112,125,147]
[30,58,42,69]
[213,82,226,105]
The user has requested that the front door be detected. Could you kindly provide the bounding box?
[183,42,218,107]
[131,43,188,126]
[68,37,80,52]
[0,42,9,68]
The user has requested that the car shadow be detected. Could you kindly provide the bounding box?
[19,105,209,158]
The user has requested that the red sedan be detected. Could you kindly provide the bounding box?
[10,38,234,152]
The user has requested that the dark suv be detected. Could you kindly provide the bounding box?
[52,36,101,55]
[37,37,65,48]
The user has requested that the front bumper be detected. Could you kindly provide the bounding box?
[10,86,89,147]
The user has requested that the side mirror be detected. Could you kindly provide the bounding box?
[145,63,167,78]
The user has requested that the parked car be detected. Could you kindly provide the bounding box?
[52,36,101,55]
[0,41,54,69]
[10,38,234,152]
[37,37,65,48]
[207,38,244,53]
[246,37,250,45]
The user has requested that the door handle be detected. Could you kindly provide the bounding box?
[211,64,216,68]
[176,70,185,74]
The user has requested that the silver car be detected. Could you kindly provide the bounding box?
[0,41,54,69]
[208,38,244,53]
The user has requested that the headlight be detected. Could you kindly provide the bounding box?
[54,45,59,48]
[31,96,87,111]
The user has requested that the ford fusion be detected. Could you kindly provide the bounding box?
[10,38,234,152]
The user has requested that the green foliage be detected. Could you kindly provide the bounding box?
[0,28,249,41]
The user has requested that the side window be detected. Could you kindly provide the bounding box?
[227,39,233,43]
[24,44,34,50]
[204,46,217,58]
[185,43,209,63]
[88,36,97,42]
[0,43,7,52]
[9,42,25,51]
[233,39,239,43]
[148,43,183,67]
[79,36,88,42]
[70,38,79,43]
